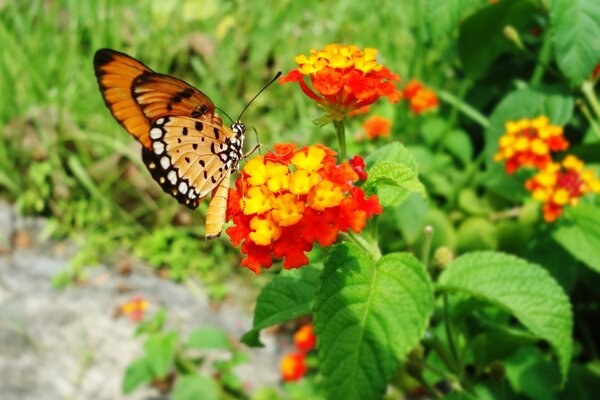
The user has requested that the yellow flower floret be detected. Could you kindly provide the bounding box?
[291,146,326,172]
[265,162,290,192]
[249,215,282,246]
[307,180,344,211]
[294,44,383,75]
[243,156,268,186]
[271,193,305,227]
[289,169,320,195]
[243,186,274,215]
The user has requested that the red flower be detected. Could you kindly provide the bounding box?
[280,352,308,381]
[294,324,316,353]
[361,115,391,140]
[120,296,149,322]
[280,44,402,121]
[349,155,368,180]
[226,144,382,274]
[403,80,439,114]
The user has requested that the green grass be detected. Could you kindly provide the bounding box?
[0,0,420,294]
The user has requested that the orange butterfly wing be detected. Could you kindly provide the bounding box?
[93,49,216,149]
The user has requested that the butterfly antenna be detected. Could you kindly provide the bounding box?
[215,107,234,125]
[237,71,282,122]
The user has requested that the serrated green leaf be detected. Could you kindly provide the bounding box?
[122,357,154,394]
[553,205,600,274]
[365,161,426,207]
[485,85,574,163]
[144,332,178,379]
[314,243,434,400]
[364,142,419,172]
[187,327,232,351]
[172,375,219,400]
[550,0,600,85]
[425,0,483,40]
[458,0,538,79]
[241,266,321,347]
[438,251,573,383]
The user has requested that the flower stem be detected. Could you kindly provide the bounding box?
[443,294,461,375]
[530,27,552,85]
[334,119,347,161]
[421,225,434,271]
[436,89,489,128]
[581,80,600,121]
[577,98,600,138]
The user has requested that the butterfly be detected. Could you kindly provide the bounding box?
[93,49,275,238]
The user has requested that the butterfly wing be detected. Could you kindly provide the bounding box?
[143,116,237,211]
[93,49,216,149]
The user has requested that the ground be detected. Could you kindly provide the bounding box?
[0,202,281,400]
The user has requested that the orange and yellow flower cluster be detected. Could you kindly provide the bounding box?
[280,44,402,120]
[361,115,392,140]
[526,155,600,222]
[403,80,439,114]
[226,143,381,274]
[280,324,316,382]
[120,295,149,322]
[495,116,600,222]
[494,116,569,174]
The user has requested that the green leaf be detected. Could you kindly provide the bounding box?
[314,243,434,400]
[122,357,154,394]
[458,0,539,79]
[172,375,219,400]
[364,142,418,172]
[134,308,167,337]
[456,217,498,252]
[425,0,483,40]
[241,266,321,347]
[187,327,232,351]
[144,332,178,379]
[364,161,427,207]
[553,205,600,274]
[442,129,473,165]
[438,251,573,383]
[485,85,574,163]
[550,0,600,85]
[505,346,560,400]
[420,117,447,146]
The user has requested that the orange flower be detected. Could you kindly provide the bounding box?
[280,44,402,121]
[226,144,381,274]
[280,352,308,382]
[362,115,391,140]
[120,296,149,322]
[494,116,569,174]
[403,80,439,114]
[294,324,316,353]
[525,155,600,222]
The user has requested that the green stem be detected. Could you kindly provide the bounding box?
[408,0,426,78]
[530,26,552,85]
[448,80,472,129]
[333,119,347,161]
[413,373,442,399]
[421,225,434,271]
[581,80,600,121]
[436,89,489,128]
[443,294,461,375]
[340,231,382,260]
[577,99,600,138]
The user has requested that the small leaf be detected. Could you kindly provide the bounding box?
[122,357,154,394]
[187,327,232,351]
[553,204,600,274]
[438,251,573,383]
[425,0,484,39]
[144,332,178,379]
[550,0,600,85]
[420,117,447,146]
[134,308,167,337]
[172,375,219,400]
[241,266,321,347]
[504,346,560,400]
[456,217,498,252]
[314,243,434,400]
[365,142,419,172]
[442,129,473,165]
[364,161,426,207]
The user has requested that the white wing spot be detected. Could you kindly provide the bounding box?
[188,190,197,200]
[168,170,177,184]
[150,128,163,139]
[153,141,164,155]
[160,156,170,169]
[156,118,165,125]
[178,181,188,194]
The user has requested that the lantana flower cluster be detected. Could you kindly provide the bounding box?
[361,115,392,140]
[280,324,316,382]
[495,116,600,222]
[403,80,439,114]
[119,295,149,323]
[494,116,569,174]
[526,155,600,222]
[280,44,402,120]
[226,144,381,274]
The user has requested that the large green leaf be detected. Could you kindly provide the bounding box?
[458,0,538,79]
[241,266,321,347]
[364,161,427,207]
[172,375,219,400]
[550,0,600,85]
[553,204,600,274]
[425,0,484,40]
[364,142,418,172]
[438,251,573,383]
[187,327,232,351]
[122,357,154,394]
[314,243,434,400]
[485,85,574,162]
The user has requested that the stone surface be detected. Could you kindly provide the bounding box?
[0,203,281,400]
